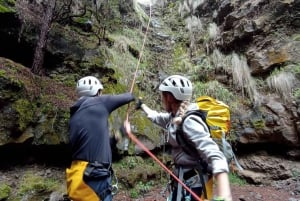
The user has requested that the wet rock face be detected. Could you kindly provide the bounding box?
[233,96,299,146]
[215,0,300,74]
[0,71,27,144]
[193,0,300,148]
[196,0,300,74]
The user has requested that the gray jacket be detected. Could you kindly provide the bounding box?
[144,103,229,174]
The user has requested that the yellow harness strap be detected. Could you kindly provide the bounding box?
[201,176,213,200]
[66,160,100,201]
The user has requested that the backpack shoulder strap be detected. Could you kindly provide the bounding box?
[176,110,211,199]
[178,110,209,134]
[176,110,207,157]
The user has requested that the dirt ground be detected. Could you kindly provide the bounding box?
[0,165,299,201]
[113,182,300,201]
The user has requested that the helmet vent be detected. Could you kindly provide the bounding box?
[180,79,185,87]
[172,80,176,87]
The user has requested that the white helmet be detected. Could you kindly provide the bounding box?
[159,75,192,101]
[76,76,103,97]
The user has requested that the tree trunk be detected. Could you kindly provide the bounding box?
[31,0,56,75]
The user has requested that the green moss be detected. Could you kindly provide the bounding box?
[130,114,161,145]
[0,69,6,77]
[106,51,137,80]
[72,16,91,24]
[51,75,77,87]
[113,155,170,199]
[32,105,70,144]
[0,184,11,200]
[172,43,191,72]
[104,82,128,94]
[251,119,265,129]
[229,172,247,185]
[13,99,36,132]
[113,155,168,190]
[0,5,10,12]
[292,63,300,74]
[293,88,300,99]
[18,171,59,196]
[117,28,144,50]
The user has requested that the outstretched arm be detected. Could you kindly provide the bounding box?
[140,103,154,115]
[104,92,135,112]
[135,98,171,128]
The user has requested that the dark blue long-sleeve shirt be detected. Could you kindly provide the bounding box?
[69,92,134,164]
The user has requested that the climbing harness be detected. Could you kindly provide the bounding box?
[111,173,119,196]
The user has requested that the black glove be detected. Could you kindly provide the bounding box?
[135,97,143,110]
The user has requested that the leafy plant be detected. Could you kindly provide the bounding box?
[229,172,247,186]
[0,184,11,200]
[136,181,152,194]
[130,188,139,198]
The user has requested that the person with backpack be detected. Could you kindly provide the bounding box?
[66,75,135,201]
[135,75,232,201]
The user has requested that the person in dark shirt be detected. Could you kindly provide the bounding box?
[66,76,135,201]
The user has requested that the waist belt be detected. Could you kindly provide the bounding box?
[183,169,198,180]
[89,161,112,170]
[84,161,113,178]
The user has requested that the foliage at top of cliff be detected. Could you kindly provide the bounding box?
[0,0,15,13]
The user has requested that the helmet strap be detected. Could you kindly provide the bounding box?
[97,90,102,96]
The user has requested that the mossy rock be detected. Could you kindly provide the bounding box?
[0,183,11,200]
[0,57,75,146]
